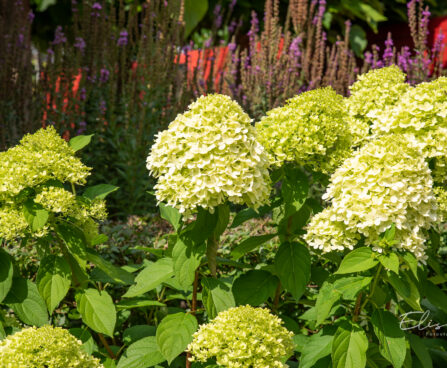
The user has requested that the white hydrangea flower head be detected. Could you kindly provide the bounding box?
[0,326,103,368]
[255,87,353,174]
[188,305,294,368]
[147,94,271,217]
[346,65,409,128]
[306,134,438,259]
[372,76,447,184]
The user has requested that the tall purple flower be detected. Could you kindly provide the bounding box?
[383,34,394,65]
[27,11,35,22]
[398,46,411,72]
[52,26,67,45]
[74,37,86,52]
[117,30,128,47]
[100,68,110,83]
[91,2,102,17]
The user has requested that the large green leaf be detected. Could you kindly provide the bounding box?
[116,298,165,310]
[123,258,174,298]
[159,203,182,231]
[275,242,310,300]
[86,248,134,285]
[56,223,88,270]
[69,328,98,355]
[184,0,208,37]
[378,253,399,274]
[202,277,235,319]
[333,276,372,300]
[315,282,341,325]
[299,334,334,368]
[408,334,433,368]
[230,208,260,228]
[0,248,13,303]
[4,278,48,326]
[213,204,230,238]
[156,313,198,364]
[335,247,378,274]
[371,310,406,368]
[232,270,278,306]
[118,336,165,368]
[231,234,276,260]
[123,325,156,345]
[181,208,218,245]
[332,322,368,368]
[281,167,309,217]
[422,280,447,314]
[172,240,205,291]
[23,200,49,231]
[76,288,116,337]
[83,184,118,200]
[36,255,71,313]
[69,134,93,152]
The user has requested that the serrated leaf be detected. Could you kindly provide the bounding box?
[118,336,165,368]
[83,184,118,200]
[275,242,310,300]
[123,258,173,298]
[159,203,182,230]
[335,247,378,274]
[371,310,406,368]
[202,277,235,319]
[172,240,205,291]
[332,322,368,368]
[4,278,48,326]
[315,282,341,325]
[378,253,399,274]
[230,234,276,260]
[23,200,49,231]
[69,134,93,151]
[36,255,71,313]
[86,248,134,285]
[0,248,13,303]
[299,334,334,368]
[333,276,372,300]
[156,313,198,364]
[76,288,116,337]
[232,270,278,306]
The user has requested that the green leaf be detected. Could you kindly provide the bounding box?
[378,253,399,274]
[214,204,230,238]
[408,334,433,368]
[184,0,208,37]
[422,280,447,314]
[349,25,367,57]
[86,248,134,285]
[402,253,418,280]
[36,0,57,12]
[335,247,378,274]
[315,282,341,325]
[333,276,372,300]
[387,271,421,311]
[69,328,98,355]
[69,134,93,152]
[123,325,156,345]
[56,223,88,270]
[332,322,368,368]
[181,208,218,245]
[4,278,48,326]
[202,277,235,319]
[299,334,334,368]
[116,299,165,310]
[230,234,276,260]
[156,313,198,364]
[231,208,259,228]
[118,336,165,368]
[275,242,310,300]
[159,203,182,231]
[123,258,173,298]
[359,3,387,22]
[0,248,13,303]
[83,184,118,200]
[36,255,71,314]
[232,270,278,306]
[23,200,49,231]
[172,240,205,291]
[282,167,309,217]
[76,288,116,337]
[371,310,406,368]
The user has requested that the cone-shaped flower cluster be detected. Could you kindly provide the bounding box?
[147,94,271,217]
[188,305,294,368]
[0,326,103,368]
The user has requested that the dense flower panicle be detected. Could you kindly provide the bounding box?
[0,205,29,241]
[255,87,353,174]
[188,305,294,368]
[0,326,103,368]
[0,126,90,199]
[147,94,271,216]
[372,76,447,184]
[34,186,76,213]
[303,207,360,253]
[306,135,438,259]
[346,65,409,128]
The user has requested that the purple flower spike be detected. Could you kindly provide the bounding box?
[74,37,86,52]
[52,26,67,45]
[100,68,110,83]
[117,30,128,47]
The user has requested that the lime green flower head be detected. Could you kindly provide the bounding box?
[256,87,353,174]
[346,65,409,127]
[372,76,447,184]
[0,126,91,198]
[0,326,103,368]
[307,134,438,260]
[147,94,271,217]
[188,305,294,368]
[0,205,29,241]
